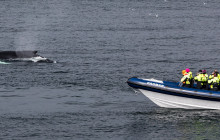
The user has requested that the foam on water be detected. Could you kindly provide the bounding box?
[21,56,55,63]
[0,61,10,64]
[2,56,56,63]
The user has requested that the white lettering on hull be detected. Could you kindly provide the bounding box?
[146,82,165,87]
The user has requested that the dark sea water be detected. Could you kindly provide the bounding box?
[1,0,220,139]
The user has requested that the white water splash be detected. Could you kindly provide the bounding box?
[21,56,48,62]
[0,61,10,64]
[15,56,56,63]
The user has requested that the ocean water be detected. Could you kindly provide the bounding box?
[1,0,220,139]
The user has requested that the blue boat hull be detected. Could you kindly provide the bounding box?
[127,77,220,109]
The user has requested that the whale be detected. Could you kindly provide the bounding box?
[0,51,38,59]
[0,51,54,63]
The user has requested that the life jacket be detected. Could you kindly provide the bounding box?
[208,77,219,89]
[216,73,220,81]
[181,73,190,85]
[209,74,214,79]
[194,73,203,81]
[209,73,220,82]
[201,73,208,82]
[188,72,193,79]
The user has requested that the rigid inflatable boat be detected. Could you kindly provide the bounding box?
[127,77,220,110]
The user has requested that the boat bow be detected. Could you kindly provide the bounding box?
[127,77,220,109]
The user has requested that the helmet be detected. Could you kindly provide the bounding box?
[202,69,206,74]
[182,70,186,75]
[186,68,190,73]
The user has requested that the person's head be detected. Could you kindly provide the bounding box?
[197,70,202,75]
[186,68,190,73]
[202,69,206,74]
[182,70,186,75]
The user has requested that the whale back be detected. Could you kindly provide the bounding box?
[0,51,38,59]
